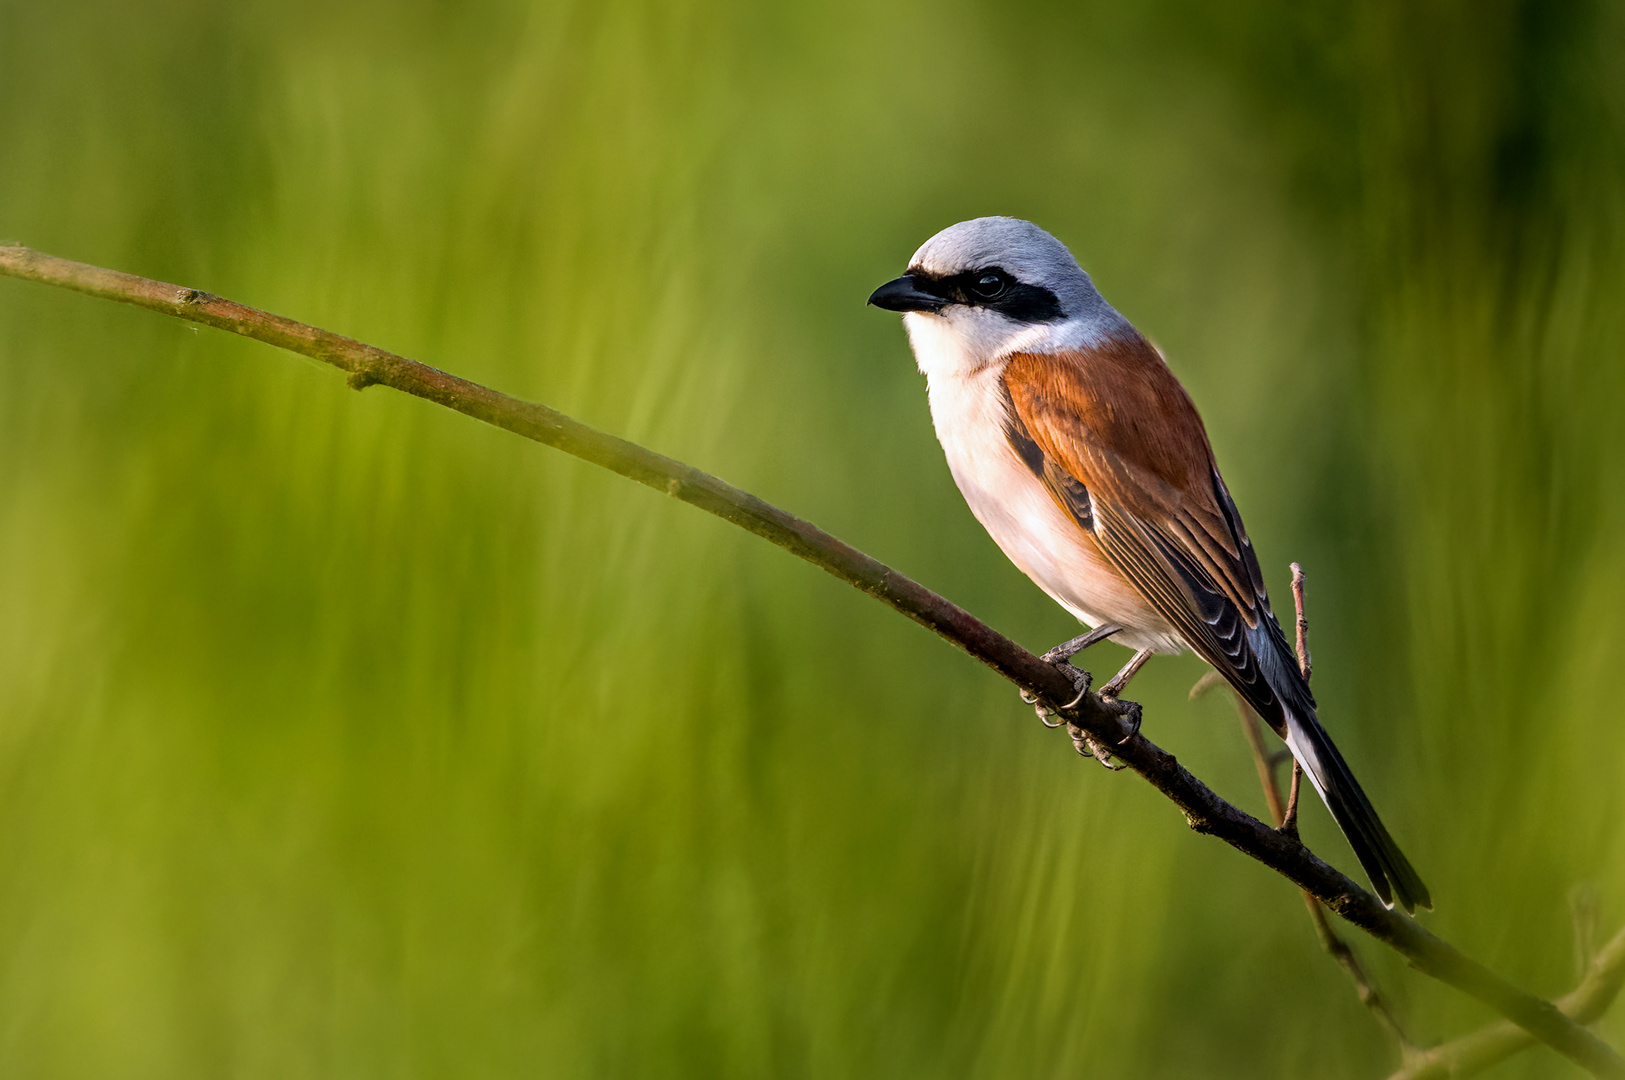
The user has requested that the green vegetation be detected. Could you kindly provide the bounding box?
[1,1,1621,1076]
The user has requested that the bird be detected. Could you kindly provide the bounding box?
[867,216,1430,913]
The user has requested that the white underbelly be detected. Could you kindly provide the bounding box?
[926,366,1182,654]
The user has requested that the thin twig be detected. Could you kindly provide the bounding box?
[1233,691,1289,826]
[1281,562,1311,833]
[1282,763,1302,836]
[1291,561,1313,683]
[1389,923,1625,1080]
[1275,562,1414,1050]
[1235,701,1417,1052]
[3,244,1622,1079]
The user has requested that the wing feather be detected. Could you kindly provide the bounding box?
[1001,339,1313,727]
[998,336,1426,910]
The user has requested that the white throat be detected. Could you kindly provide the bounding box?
[903,308,1126,379]
[904,307,1050,377]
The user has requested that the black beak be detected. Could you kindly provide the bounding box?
[867,274,948,314]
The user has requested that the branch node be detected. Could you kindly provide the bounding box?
[1326,894,1359,917]
[347,369,381,391]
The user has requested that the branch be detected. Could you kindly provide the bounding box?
[1389,923,1625,1080]
[1225,690,1418,1050]
[1205,560,1418,1056]
[3,244,1621,1079]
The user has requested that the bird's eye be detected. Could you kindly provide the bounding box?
[970,271,1009,299]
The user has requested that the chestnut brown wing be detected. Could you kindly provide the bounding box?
[1001,341,1312,727]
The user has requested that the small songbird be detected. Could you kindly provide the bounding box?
[868,217,1430,913]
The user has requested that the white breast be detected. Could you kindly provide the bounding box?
[922,362,1182,655]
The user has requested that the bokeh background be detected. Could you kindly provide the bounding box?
[2,1,1623,1076]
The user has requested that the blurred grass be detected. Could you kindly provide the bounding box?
[2,0,1623,1076]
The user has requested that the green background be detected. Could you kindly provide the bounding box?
[2,1,1623,1076]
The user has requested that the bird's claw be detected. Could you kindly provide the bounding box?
[1110,700,1143,745]
[1024,663,1092,729]
[1058,671,1092,710]
[1071,728,1127,770]
[1024,661,1137,770]
[1020,687,1063,728]
[1069,699,1140,768]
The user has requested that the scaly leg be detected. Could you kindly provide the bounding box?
[1099,647,1155,698]
[1041,623,1122,665]
[1023,623,1121,728]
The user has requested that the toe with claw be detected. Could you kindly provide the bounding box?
[1109,699,1143,744]
[1065,697,1141,769]
[1068,725,1127,770]
[1023,663,1092,729]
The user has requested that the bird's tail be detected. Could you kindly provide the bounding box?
[1280,706,1431,913]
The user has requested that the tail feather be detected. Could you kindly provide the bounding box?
[1281,706,1431,913]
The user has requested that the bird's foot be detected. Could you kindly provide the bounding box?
[1099,647,1154,699]
[1102,697,1143,744]
[1021,663,1092,729]
[1023,645,1140,769]
[1040,623,1121,665]
[1064,697,1140,770]
[1071,728,1127,769]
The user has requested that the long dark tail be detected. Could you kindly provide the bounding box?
[1281,706,1431,913]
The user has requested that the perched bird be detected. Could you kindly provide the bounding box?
[868,217,1430,913]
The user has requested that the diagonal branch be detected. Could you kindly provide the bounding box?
[2,244,1621,1079]
[1389,923,1625,1080]
[1225,682,1418,1053]
[1204,560,1419,1058]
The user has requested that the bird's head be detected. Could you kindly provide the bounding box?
[868,217,1127,376]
